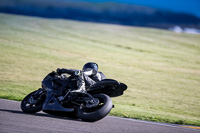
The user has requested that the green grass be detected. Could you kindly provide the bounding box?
[0,13,200,126]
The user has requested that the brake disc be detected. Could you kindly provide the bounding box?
[85,98,99,108]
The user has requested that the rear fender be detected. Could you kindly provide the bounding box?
[104,82,127,97]
[87,79,127,97]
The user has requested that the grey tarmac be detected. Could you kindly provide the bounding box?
[0,99,199,133]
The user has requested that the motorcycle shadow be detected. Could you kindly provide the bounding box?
[0,109,82,122]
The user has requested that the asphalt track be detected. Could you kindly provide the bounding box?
[0,99,199,133]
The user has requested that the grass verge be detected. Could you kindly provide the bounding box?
[0,13,200,126]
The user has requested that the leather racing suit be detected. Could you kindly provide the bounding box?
[57,68,106,92]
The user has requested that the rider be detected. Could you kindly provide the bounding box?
[56,62,106,93]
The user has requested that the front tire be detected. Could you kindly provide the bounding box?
[21,90,46,113]
[77,94,113,122]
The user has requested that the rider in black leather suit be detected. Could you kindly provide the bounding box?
[57,62,106,93]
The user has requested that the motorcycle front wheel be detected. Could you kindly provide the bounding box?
[77,94,113,122]
[21,90,46,113]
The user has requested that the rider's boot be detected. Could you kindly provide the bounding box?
[71,84,86,93]
[71,73,87,93]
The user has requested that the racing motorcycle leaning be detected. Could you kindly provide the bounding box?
[21,71,127,122]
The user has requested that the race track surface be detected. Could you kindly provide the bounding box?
[0,99,199,133]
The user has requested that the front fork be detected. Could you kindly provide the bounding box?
[33,88,45,96]
[26,88,46,107]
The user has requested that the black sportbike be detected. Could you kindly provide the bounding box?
[21,71,127,122]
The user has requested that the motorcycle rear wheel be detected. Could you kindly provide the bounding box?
[21,90,46,113]
[77,94,113,122]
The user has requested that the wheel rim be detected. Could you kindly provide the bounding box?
[23,94,46,109]
[80,96,105,113]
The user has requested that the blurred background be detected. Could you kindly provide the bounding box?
[0,0,200,33]
[1,0,200,126]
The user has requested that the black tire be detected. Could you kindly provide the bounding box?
[77,94,113,122]
[21,90,46,113]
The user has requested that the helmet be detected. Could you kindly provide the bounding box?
[82,62,98,75]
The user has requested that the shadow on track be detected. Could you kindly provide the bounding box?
[0,109,82,122]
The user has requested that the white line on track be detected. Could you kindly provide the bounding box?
[108,115,200,131]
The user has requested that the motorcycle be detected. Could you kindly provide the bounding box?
[21,71,127,122]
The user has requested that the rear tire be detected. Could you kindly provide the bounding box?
[77,94,113,122]
[21,90,46,113]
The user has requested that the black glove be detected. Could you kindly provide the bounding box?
[49,71,57,76]
[56,68,62,75]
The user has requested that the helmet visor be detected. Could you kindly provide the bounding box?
[83,63,98,72]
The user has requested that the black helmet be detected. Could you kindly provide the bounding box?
[82,62,98,74]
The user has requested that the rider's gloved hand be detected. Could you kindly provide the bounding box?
[74,70,82,76]
[49,71,57,76]
[56,68,62,75]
